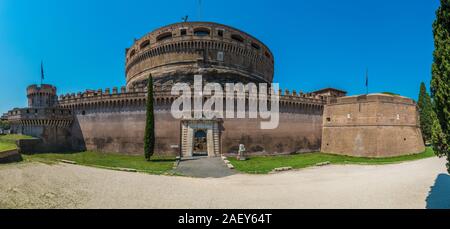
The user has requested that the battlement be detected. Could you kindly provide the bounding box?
[328,93,416,106]
[56,85,326,107]
[125,22,275,89]
[6,107,73,128]
[27,84,57,95]
[26,84,58,108]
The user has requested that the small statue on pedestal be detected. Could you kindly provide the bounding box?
[237,144,247,161]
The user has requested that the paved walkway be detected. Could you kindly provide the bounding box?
[0,157,449,209]
[174,157,236,178]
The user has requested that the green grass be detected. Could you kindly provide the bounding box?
[23,151,176,175]
[0,142,16,152]
[0,134,34,152]
[228,147,436,174]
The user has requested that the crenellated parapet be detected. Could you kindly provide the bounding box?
[125,22,274,89]
[56,85,326,113]
[7,107,73,128]
[27,84,58,108]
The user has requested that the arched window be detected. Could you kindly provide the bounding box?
[251,42,261,50]
[140,40,150,49]
[217,29,224,37]
[194,28,210,36]
[129,49,136,58]
[156,32,173,42]
[231,34,244,43]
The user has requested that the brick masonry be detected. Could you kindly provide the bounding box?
[321,94,425,157]
[4,22,424,158]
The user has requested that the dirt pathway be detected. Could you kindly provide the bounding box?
[0,157,449,209]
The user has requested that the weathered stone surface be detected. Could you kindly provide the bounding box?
[125,22,274,88]
[116,168,137,173]
[316,161,331,166]
[59,160,77,165]
[273,167,293,172]
[4,22,424,160]
[321,94,425,157]
[0,150,22,164]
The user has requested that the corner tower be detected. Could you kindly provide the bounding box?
[26,84,57,108]
[321,94,425,157]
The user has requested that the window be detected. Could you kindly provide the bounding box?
[326,117,331,122]
[194,28,210,36]
[156,32,173,41]
[251,42,261,50]
[265,51,271,59]
[217,51,224,61]
[217,29,224,37]
[129,49,136,58]
[140,40,150,49]
[82,111,86,115]
[231,34,244,43]
[180,29,187,36]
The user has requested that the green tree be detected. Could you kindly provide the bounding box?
[0,120,10,130]
[431,0,450,173]
[144,75,155,161]
[417,82,435,143]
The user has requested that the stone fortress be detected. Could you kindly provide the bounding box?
[4,22,425,158]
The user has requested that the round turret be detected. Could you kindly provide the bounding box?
[26,84,57,108]
[125,22,274,89]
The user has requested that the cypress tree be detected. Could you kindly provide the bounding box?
[144,75,155,161]
[417,82,434,143]
[431,0,450,172]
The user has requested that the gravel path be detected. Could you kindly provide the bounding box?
[0,157,449,209]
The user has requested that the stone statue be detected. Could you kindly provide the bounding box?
[237,144,247,161]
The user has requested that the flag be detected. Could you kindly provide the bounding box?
[365,68,369,94]
[41,61,45,81]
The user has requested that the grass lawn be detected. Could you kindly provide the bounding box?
[23,151,177,175]
[0,134,34,152]
[228,147,437,174]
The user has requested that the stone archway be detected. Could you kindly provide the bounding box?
[181,120,220,158]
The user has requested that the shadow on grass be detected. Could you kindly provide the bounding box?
[426,173,450,209]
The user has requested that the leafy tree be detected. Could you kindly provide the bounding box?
[144,75,155,161]
[417,82,435,143]
[431,0,450,172]
[0,120,10,130]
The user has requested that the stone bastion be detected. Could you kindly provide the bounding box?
[321,94,425,157]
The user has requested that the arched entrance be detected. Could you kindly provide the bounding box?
[181,120,220,158]
[193,129,208,157]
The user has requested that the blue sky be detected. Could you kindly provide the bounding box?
[0,0,440,114]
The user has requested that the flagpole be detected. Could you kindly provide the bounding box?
[41,61,44,86]
[366,68,369,95]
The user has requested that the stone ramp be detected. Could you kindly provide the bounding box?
[174,157,236,178]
